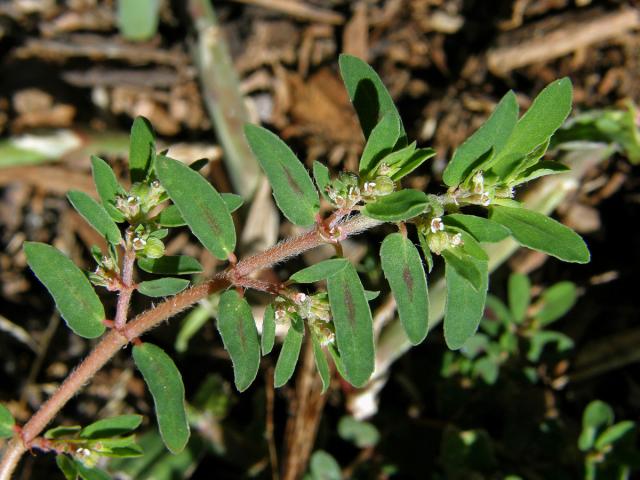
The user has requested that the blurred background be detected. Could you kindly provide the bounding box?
[1,0,640,478]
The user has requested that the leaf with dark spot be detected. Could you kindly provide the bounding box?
[380,233,429,345]
[217,290,260,391]
[327,262,374,387]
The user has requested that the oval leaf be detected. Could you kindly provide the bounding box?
[579,400,614,451]
[137,256,203,275]
[56,455,78,480]
[535,281,577,326]
[310,330,331,393]
[441,250,482,290]
[91,155,125,222]
[132,343,190,454]
[274,317,304,387]
[442,214,510,243]
[327,262,374,387]
[362,189,428,222]
[508,273,531,324]
[289,258,349,284]
[217,290,261,392]
[129,116,155,182]
[380,233,429,345]
[595,421,635,450]
[489,205,590,263]
[24,242,105,338]
[313,160,332,202]
[443,90,519,187]
[155,205,186,227]
[0,404,15,439]
[67,190,122,245]
[262,303,276,356]
[490,78,573,178]
[80,415,143,439]
[444,255,488,350]
[138,278,190,298]
[156,155,236,260]
[244,124,319,227]
[359,112,402,176]
[338,54,405,140]
[221,192,244,213]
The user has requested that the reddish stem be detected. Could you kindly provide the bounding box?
[114,245,137,331]
[0,214,382,479]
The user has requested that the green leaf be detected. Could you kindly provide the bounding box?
[274,316,304,387]
[80,415,143,439]
[484,294,513,327]
[535,281,577,326]
[129,116,155,182]
[310,450,342,480]
[359,112,402,176]
[290,258,350,284]
[527,330,573,362]
[244,124,320,227]
[579,400,615,451]
[56,455,78,480]
[338,416,380,448]
[217,290,261,391]
[0,404,15,439]
[310,330,331,393]
[489,205,590,263]
[595,421,635,450]
[313,161,332,202]
[442,250,482,290]
[338,54,404,139]
[444,255,488,350]
[132,342,190,454]
[512,161,570,186]
[175,304,211,353]
[262,303,276,355]
[155,205,185,227]
[138,278,190,297]
[443,90,519,187]
[364,290,380,301]
[155,193,242,224]
[380,233,429,345]
[67,191,122,245]
[24,242,105,339]
[327,262,374,387]
[389,147,436,181]
[75,461,112,480]
[44,425,82,439]
[138,255,203,275]
[93,435,144,458]
[362,189,428,222]
[117,0,160,42]
[473,357,500,384]
[490,78,573,179]
[156,155,236,260]
[442,214,510,243]
[508,273,531,324]
[221,192,244,213]
[90,155,125,222]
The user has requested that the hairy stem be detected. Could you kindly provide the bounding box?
[114,244,136,330]
[0,215,382,479]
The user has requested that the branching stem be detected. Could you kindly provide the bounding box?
[0,214,382,480]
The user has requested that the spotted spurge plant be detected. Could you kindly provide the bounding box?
[0,55,590,478]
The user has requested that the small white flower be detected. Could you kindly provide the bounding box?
[450,233,463,247]
[430,217,444,233]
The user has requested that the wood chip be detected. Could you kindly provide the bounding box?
[488,8,640,75]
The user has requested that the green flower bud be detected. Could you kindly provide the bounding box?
[142,236,165,259]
